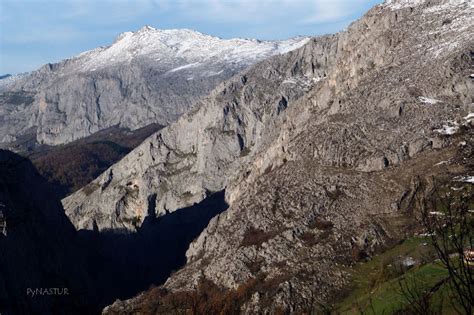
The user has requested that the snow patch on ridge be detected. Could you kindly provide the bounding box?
[68,28,310,73]
[418,96,440,104]
[464,113,474,121]
[433,123,459,135]
[282,75,323,89]
[425,1,474,58]
[385,0,468,10]
[0,73,28,89]
[454,176,474,184]
[201,70,224,77]
[167,62,202,73]
[424,0,469,13]
[385,0,426,10]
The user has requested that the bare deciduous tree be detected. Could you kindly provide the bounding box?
[419,188,473,314]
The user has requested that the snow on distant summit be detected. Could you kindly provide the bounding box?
[0,73,28,89]
[384,0,468,10]
[0,27,311,146]
[70,26,310,72]
[384,0,425,9]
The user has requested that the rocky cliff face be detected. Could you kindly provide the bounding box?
[97,0,473,312]
[62,35,338,232]
[0,28,308,146]
[64,0,472,232]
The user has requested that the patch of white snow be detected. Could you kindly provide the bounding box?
[385,0,426,10]
[402,256,417,267]
[424,0,467,13]
[282,79,297,85]
[418,96,440,104]
[463,113,474,121]
[454,176,474,184]
[0,73,28,89]
[433,123,459,135]
[166,62,202,73]
[72,27,310,73]
[201,70,224,77]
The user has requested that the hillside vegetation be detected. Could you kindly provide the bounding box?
[29,124,162,197]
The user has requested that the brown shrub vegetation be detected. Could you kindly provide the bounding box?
[126,274,299,315]
[241,227,279,247]
[29,124,162,197]
[308,218,334,230]
[300,231,318,246]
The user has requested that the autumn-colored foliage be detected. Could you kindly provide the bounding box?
[119,274,294,315]
[29,124,162,197]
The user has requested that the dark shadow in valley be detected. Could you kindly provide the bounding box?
[78,190,228,309]
[0,149,228,314]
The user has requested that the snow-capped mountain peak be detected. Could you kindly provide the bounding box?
[138,25,157,32]
[71,27,310,72]
[383,0,469,10]
[0,73,28,89]
[0,26,312,146]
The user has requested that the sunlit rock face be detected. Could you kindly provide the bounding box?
[99,0,474,313]
[0,28,309,146]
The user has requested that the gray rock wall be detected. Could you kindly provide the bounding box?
[0,29,309,146]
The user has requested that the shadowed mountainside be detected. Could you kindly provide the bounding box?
[0,150,96,314]
[78,190,228,306]
[0,150,228,314]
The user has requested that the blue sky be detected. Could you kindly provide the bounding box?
[0,0,382,74]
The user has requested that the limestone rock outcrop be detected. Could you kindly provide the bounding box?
[63,35,338,231]
[0,28,308,146]
[100,0,473,312]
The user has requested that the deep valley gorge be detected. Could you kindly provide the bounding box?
[0,0,473,314]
